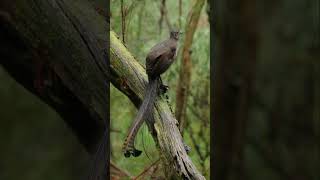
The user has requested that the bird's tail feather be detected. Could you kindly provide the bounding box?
[122,77,159,157]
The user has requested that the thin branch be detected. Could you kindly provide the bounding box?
[159,0,165,33]
[159,0,172,33]
[133,159,161,180]
[186,118,205,161]
[164,7,172,30]
[110,161,132,178]
[179,0,182,28]
[110,128,122,133]
[121,0,126,44]
[187,103,208,124]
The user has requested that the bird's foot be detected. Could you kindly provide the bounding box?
[160,84,169,94]
[123,148,142,158]
[183,142,191,154]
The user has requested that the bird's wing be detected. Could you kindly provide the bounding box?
[146,41,170,61]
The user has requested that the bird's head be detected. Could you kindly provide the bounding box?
[170,29,182,40]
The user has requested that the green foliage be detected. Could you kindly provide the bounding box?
[111,0,210,178]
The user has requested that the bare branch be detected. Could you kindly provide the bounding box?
[110,161,132,178]
[133,159,161,180]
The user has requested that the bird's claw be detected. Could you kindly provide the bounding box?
[160,84,169,94]
[123,148,142,158]
[184,142,191,154]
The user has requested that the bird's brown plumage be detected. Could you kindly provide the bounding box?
[123,30,180,158]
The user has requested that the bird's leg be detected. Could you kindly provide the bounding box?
[183,141,191,154]
[124,149,142,157]
[160,84,169,94]
[159,77,169,94]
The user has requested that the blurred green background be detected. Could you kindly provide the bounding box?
[110,0,210,179]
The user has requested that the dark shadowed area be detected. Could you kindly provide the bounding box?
[0,0,108,179]
[213,0,319,180]
[0,66,90,180]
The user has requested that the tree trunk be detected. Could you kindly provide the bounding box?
[213,0,258,180]
[0,0,109,154]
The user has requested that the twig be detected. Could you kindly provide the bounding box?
[120,0,126,44]
[126,1,139,16]
[179,0,182,28]
[133,159,161,180]
[110,128,122,133]
[186,117,209,175]
[187,103,208,124]
[158,0,172,33]
[164,8,172,30]
[186,117,205,162]
[110,161,132,178]
[159,0,165,33]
